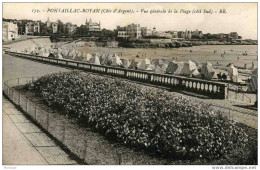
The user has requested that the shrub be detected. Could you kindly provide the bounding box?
[27,71,248,160]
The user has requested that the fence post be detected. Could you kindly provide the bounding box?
[26,99,28,112]
[235,85,238,100]
[117,151,122,165]
[12,89,14,101]
[7,84,10,97]
[148,73,152,83]
[47,112,49,131]
[35,107,37,120]
[84,139,88,159]
[105,67,108,74]
[124,70,127,77]
[18,93,20,105]
[63,121,66,142]
[229,109,231,120]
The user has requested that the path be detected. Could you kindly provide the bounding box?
[3,96,77,165]
[3,54,77,165]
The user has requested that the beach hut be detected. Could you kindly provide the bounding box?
[77,51,82,57]
[248,68,257,92]
[180,60,200,77]
[82,53,92,62]
[128,59,138,69]
[57,53,63,59]
[121,58,130,68]
[137,58,152,70]
[37,50,46,57]
[154,65,164,74]
[201,62,216,80]
[111,54,123,67]
[89,54,101,65]
[153,58,165,66]
[190,69,201,77]
[72,51,78,60]
[100,53,108,63]
[161,63,169,72]
[101,54,114,66]
[93,52,101,58]
[24,48,32,54]
[74,51,83,61]
[166,61,184,75]
[67,50,73,57]
[145,64,156,71]
[227,63,243,83]
[61,49,69,57]
[48,53,56,58]
[43,52,50,57]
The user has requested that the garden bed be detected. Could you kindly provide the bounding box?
[12,71,257,165]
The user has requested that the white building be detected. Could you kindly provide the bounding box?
[117,23,142,39]
[85,18,101,31]
[64,22,77,34]
[25,21,40,35]
[117,31,129,38]
[141,27,152,37]
[152,26,157,36]
[171,31,178,38]
[126,23,142,39]
[46,17,52,27]
[46,17,58,34]
[3,21,19,41]
[184,30,192,39]
[52,22,58,33]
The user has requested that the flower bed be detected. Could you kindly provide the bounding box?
[26,71,248,160]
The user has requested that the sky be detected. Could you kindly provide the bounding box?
[3,3,257,39]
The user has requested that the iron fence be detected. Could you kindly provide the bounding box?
[4,77,88,161]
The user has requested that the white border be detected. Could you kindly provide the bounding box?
[0,1,258,170]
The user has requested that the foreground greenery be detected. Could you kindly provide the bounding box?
[27,71,248,160]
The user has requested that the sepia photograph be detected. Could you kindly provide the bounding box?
[2,1,258,167]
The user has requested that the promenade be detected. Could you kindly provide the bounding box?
[3,96,77,165]
[3,54,78,165]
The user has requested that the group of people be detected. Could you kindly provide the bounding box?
[217,72,227,80]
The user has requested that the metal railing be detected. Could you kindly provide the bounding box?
[4,77,88,161]
[5,51,229,99]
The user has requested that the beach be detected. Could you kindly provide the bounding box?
[74,45,258,69]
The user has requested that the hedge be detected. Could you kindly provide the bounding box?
[26,71,248,160]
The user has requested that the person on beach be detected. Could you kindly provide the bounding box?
[217,72,222,80]
[222,73,227,81]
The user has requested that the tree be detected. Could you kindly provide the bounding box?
[57,19,65,36]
